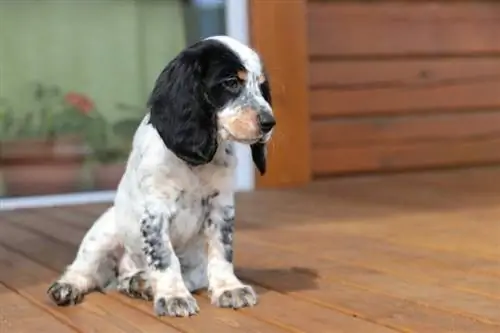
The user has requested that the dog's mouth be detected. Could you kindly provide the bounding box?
[220,127,263,144]
[231,136,261,145]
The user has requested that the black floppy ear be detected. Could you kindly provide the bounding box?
[251,71,272,176]
[147,43,217,165]
[251,143,267,175]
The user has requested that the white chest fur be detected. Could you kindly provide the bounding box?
[167,188,214,249]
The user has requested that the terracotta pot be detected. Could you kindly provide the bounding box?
[0,136,85,165]
[0,136,86,196]
[2,163,82,196]
[92,162,125,190]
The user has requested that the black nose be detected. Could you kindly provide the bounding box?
[259,113,276,133]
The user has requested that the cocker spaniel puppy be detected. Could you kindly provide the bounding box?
[47,35,275,317]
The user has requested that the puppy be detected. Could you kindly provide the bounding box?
[47,35,275,317]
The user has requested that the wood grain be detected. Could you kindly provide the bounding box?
[1,210,396,333]
[311,111,500,147]
[310,79,500,117]
[312,137,500,175]
[307,3,500,176]
[2,168,500,332]
[0,213,287,333]
[309,58,500,89]
[308,2,500,57]
[0,282,77,333]
[250,0,311,188]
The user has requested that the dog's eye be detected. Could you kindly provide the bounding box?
[222,78,241,93]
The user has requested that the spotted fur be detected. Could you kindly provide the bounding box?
[47,35,275,317]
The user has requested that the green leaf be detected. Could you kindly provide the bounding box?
[112,118,142,140]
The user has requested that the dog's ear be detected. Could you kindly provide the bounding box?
[147,43,218,165]
[251,142,267,175]
[251,71,272,176]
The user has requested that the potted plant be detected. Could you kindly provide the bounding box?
[88,103,145,190]
[0,83,104,196]
[89,145,126,190]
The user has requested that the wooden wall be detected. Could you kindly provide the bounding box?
[308,1,500,177]
[250,0,311,188]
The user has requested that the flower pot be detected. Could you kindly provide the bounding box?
[92,162,125,190]
[0,136,86,196]
[1,163,83,196]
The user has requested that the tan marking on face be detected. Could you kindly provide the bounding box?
[258,75,266,84]
[220,107,260,140]
[237,70,248,81]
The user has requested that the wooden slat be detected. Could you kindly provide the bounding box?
[2,167,500,331]
[308,2,500,57]
[311,111,500,147]
[312,137,500,175]
[19,208,399,333]
[35,206,497,333]
[55,204,500,331]
[0,283,77,333]
[309,58,500,89]
[250,0,312,188]
[239,230,500,319]
[310,79,500,117]
[0,217,288,333]
[312,217,500,261]
[0,224,182,333]
[233,238,500,331]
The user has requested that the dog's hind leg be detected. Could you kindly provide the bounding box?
[116,252,153,300]
[47,206,121,306]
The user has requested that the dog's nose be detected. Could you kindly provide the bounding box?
[259,113,276,133]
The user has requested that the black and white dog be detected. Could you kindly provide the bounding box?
[47,35,275,317]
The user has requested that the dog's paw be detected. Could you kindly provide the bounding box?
[117,271,153,301]
[154,294,200,317]
[212,284,257,309]
[47,281,85,306]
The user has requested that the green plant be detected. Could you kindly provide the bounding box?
[0,83,107,143]
[85,103,145,164]
[0,97,16,140]
[113,102,145,141]
[89,102,145,163]
[0,83,146,165]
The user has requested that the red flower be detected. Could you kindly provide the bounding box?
[64,92,94,114]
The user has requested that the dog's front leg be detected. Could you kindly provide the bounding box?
[141,201,199,317]
[205,192,257,308]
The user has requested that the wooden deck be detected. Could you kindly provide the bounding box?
[0,168,500,332]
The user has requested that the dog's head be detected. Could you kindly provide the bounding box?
[147,35,275,175]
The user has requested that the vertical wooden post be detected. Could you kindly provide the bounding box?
[249,0,312,189]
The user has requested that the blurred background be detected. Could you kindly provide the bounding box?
[3,0,500,200]
[0,0,227,198]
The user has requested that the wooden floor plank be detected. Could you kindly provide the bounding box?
[233,233,500,325]
[42,206,500,333]
[306,216,500,264]
[13,208,401,333]
[0,226,182,333]
[290,224,500,296]
[57,203,500,280]
[2,167,500,332]
[0,212,294,333]
[0,282,76,333]
[247,220,500,281]
[238,270,500,333]
[237,286,397,333]
[234,240,500,333]
[0,245,181,333]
